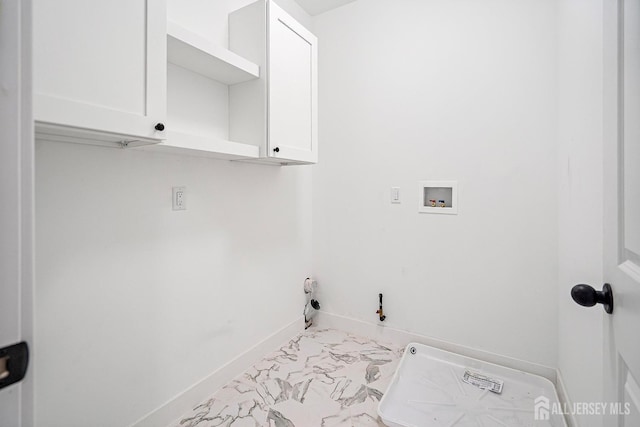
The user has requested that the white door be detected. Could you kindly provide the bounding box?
[602,0,640,425]
[268,0,318,163]
[0,0,34,426]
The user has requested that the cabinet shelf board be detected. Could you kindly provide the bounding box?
[167,21,259,85]
[146,130,260,160]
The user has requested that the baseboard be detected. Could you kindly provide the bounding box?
[314,311,557,383]
[556,369,578,427]
[130,316,304,427]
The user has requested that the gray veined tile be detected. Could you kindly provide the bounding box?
[330,378,384,407]
[263,348,299,364]
[365,363,381,384]
[174,328,402,427]
[311,362,350,385]
[359,350,394,363]
[256,378,293,406]
[350,412,388,427]
[177,399,267,427]
[328,350,360,364]
[244,362,280,383]
[217,380,258,398]
[291,378,313,403]
[320,411,352,427]
[266,408,295,427]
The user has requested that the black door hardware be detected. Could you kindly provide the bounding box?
[0,341,29,390]
[154,123,165,131]
[571,283,614,314]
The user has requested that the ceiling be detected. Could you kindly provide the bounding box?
[295,0,358,16]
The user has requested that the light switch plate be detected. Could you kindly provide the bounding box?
[391,187,401,204]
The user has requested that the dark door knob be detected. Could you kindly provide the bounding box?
[273,147,280,153]
[571,283,613,314]
[155,123,165,131]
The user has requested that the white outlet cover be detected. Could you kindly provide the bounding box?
[172,186,186,210]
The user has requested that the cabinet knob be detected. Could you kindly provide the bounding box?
[154,123,165,131]
[273,147,280,153]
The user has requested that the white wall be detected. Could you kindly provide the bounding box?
[34,2,312,426]
[557,0,604,425]
[35,143,312,427]
[167,0,311,46]
[33,1,609,425]
[312,0,559,367]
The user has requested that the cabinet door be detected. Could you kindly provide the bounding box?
[268,1,318,163]
[33,0,166,140]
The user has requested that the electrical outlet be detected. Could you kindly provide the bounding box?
[172,187,186,210]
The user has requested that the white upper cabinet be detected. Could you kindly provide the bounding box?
[33,0,167,145]
[230,0,318,165]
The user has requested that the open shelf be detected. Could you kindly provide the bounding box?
[167,21,260,85]
[146,130,260,160]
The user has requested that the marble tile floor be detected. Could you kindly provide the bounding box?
[173,328,404,427]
